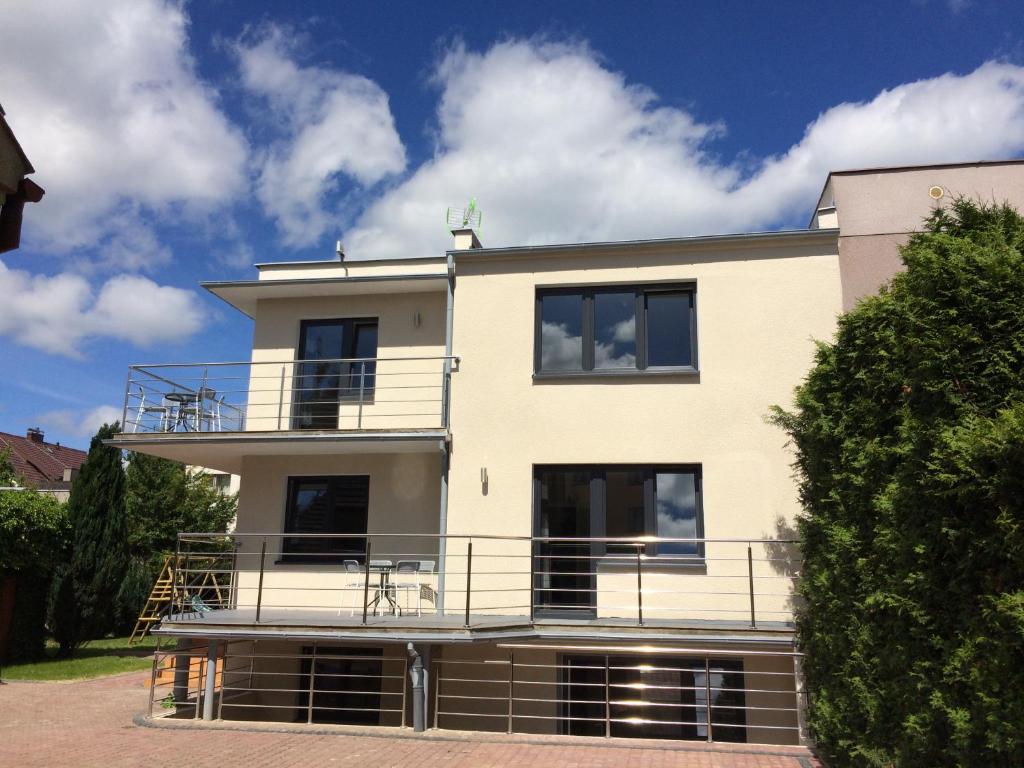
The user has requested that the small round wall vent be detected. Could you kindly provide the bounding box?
[928,185,945,200]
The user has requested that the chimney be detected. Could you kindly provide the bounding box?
[26,427,44,443]
[450,227,483,251]
[335,240,345,261]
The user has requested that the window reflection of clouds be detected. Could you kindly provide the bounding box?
[656,472,698,554]
[595,293,636,369]
[541,321,583,370]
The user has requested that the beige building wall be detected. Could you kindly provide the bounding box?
[444,235,841,623]
[246,290,447,432]
[232,452,442,612]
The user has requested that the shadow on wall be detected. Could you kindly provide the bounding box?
[763,515,802,618]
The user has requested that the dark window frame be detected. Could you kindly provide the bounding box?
[534,283,698,377]
[280,475,370,564]
[532,464,705,560]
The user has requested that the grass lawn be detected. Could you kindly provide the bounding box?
[3,636,158,681]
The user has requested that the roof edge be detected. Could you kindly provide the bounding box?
[449,227,838,260]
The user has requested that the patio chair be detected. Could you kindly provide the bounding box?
[392,560,435,617]
[338,559,365,617]
[180,387,223,431]
[133,386,170,432]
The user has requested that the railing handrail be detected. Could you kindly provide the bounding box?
[129,355,460,370]
[175,531,798,545]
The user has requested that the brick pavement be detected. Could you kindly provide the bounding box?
[0,672,823,768]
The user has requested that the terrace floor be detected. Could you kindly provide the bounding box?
[156,607,795,644]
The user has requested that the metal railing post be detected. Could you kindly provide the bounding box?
[464,540,473,628]
[507,651,515,734]
[199,366,209,431]
[604,655,611,738]
[357,362,366,428]
[362,540,372,625]
[171,537,181,616]
[705,656,713,742]
[307,643,318,724]
[636,544,644,626]
[255,538,267,623]
[528,539,535,624]
[432,662,441,730]
[121,367,133,432]
[277,365,285,429]
[747,543,756,629]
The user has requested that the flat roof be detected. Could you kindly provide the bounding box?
[825,157,1024,178]
[202,273,447,318]
[449,227,837,260]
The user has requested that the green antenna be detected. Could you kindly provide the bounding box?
[446,197,482,230]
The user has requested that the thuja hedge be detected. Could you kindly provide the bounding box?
[773,201,1024,766]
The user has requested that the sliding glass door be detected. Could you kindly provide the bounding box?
[293,318,378,430]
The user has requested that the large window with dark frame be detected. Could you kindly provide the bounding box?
[535,284,696,375]
[281,476,370,563]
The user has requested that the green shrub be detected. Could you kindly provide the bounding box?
[774,200,1024,766]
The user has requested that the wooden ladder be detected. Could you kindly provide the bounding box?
[129,555,175,644]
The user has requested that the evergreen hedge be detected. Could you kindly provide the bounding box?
[773,200,1024,766]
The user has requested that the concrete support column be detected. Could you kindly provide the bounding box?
[202,639,218,720]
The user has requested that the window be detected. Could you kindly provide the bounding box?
[282,476,370,563]
[536,285,696,375]
[561,655,746,742]
[534,465,704,559]
[293,318,379,430]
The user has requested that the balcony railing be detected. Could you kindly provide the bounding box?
[121,356,457,434]
[168,532,801,629]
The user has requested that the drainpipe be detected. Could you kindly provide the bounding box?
[407,642,425,732]
[202,639,218,720]
[436,250,455,614]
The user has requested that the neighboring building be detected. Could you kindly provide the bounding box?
[0,428,86,501]
[186,465,241,496]
[110,160,1022,745]
[0,103,44,253]
[810,159,1024,310]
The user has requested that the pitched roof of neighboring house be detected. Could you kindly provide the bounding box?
[0,429,87,491]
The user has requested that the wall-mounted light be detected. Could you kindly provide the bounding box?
[413,311,422,328]
[480,467,488,484]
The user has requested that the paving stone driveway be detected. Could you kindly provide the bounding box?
[0,672,822,768]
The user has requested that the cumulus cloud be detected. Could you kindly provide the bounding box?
[0,261,207,357]
[0,0,248,253]
[39,405,123,437]
[341,41,1024,259]
[234,26,406,247]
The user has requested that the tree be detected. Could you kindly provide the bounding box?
[116,453,236,627]
[49,423,128,655]
[0,446,19,486]
[0,489,68,661]
[773,200,1024,766]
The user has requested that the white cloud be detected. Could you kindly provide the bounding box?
[0,0,248,253]
[0,261,207,357]
[340,42,1024,260]
[39,405,123,437]
[235,26,407,247]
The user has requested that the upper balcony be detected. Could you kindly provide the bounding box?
[111,356,456,471]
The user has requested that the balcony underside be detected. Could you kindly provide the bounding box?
[108,430,446,473]
[153,607,794,645]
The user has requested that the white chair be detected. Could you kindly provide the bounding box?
[133,386,170,432]
[337,559,365,616]
[392,560,435,617]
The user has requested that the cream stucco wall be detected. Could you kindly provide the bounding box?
[246,290,447,431]
[257,257,446,282]
[231,452,442,612]
[444,236,841,623]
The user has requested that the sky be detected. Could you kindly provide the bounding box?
[1,0,1024,447]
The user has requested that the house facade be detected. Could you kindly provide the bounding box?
[0,428,86,501]
[111,160,1023,745]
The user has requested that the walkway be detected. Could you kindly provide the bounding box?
[0,672,822,767]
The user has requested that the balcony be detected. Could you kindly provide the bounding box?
[112,357,456,470]
[161,532,801,639]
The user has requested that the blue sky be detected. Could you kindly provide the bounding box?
[2,0,1024,447]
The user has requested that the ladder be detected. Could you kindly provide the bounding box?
[129,555,175,644]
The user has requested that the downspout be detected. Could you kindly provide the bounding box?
[407,642,425,732]
[436,251,455,614]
